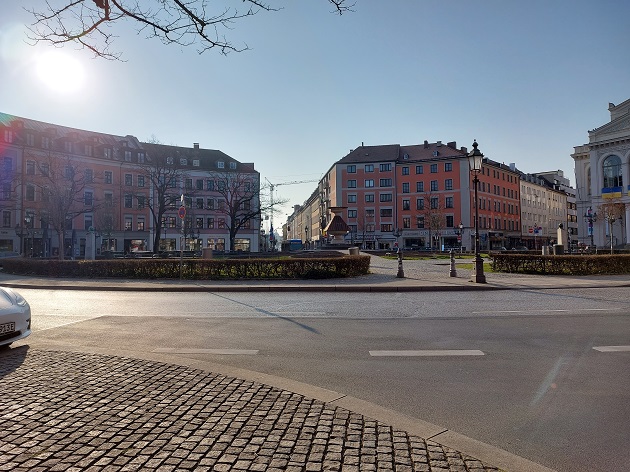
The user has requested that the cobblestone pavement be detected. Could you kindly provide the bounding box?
[0,349,503,472]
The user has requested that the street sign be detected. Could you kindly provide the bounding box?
[178,206,186,219]
[528,228,533,234]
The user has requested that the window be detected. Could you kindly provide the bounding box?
[124,150,132,162]
[196,198,204,209]
[137,175,145,188]
[207,198,215,210]
[365,194,374,202]
[207,180,215,191]
[64,166,74,179]
[379,163,392,172]
[381,223,393,232]
[125,217,132,231]
[83,169,93,183]
[207,217,215,229]
[380,193,392,202]
[402,167,409,175]
[347,180,357,188]
[104,193,113,207]
[185,178,193,189]
[124,194,133,208]
[125,174,133,186]
[103,147,111,159]
[365,179,374,188]
[84,214,93,230]
[217,181,226,191]
[25,185,35,201]
[196,179,204,190]
[104,171,113,184]
[180,158,187,166]
[137,218,145,231]
[365,209,375,217]
[416,198,424,210]
[217,161,225,169]
[403,217,411,229]
[196,217,204,228]
[39,163,49,177]
[26,133,35,147]
[430,180,438,191]
[364,164,374,172]
[444,162,453,172]
[603,155,623,188]
[402,182,409,193]
[230,162,237,169]
[430,164,438,173]
[3,210,11,227]
[416,182,424,192]
[347,165,356,173]
[445,196,453,208]
[3,130,13,143]
[168,217,177,228]
[137,195,145,209]
[166,156,174,165]
[416,216,425,229]
[348,194,357,203]
[430,197,439,209]
[26,161,35,175]
[218,218,226,229]
[380,209,392,217]
[402,199,410,210]
[84,191,93,206]
[416,165,424,174]
[64,141,72,153]
[445,179,453,190]
[348,210,357,218]
[137,152,145,163]
[446,215,454,227]
[379,179,392,187]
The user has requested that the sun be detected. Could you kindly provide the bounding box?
[36,50,85,93]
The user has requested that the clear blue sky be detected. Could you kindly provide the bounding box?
[2,1,629,226]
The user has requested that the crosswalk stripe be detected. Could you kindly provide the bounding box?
[369,349,484,357]
[593,346,630,352]
[153,348,259,355]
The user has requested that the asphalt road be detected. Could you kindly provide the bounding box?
[16,287,630,472]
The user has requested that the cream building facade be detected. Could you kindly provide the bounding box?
[573,99,630,248]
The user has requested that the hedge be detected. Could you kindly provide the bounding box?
[1,255,371,280]
[491,253,630,275]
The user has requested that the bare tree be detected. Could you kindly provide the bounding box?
[31,154,105,259]
[418,192,447,249]
[598,198,625,252]
[139,142,186,253]
[26,0,355,60]
[213,171,284,251]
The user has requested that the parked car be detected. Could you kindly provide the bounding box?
[0,287,31,348]
[513,246,529,251]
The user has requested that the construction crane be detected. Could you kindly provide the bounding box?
[264,178,319,235]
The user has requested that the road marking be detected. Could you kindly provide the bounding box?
[593,345,630,352]
[153,348,259,355]
[369,350,484,357]
[472,308,618,314]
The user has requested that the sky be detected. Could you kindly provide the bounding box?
[1,1,629,230]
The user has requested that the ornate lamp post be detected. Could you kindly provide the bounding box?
[584,206,597,249]
[392,228,404,278]
[468,140,486,283]
[458,222,464,253]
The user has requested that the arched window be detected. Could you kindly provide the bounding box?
[602,155,622,188]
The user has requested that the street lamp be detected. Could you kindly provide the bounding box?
[468,140,486,283]
[392,228,404,278]
[584,206,597,249]
[607,214,616,255]
[458,222,464,253]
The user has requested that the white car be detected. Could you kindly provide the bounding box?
[0,287,31,348]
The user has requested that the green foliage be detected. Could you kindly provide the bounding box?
[491,253,630,275]
[1,256,371,280]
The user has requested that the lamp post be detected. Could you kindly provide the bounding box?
[458,222,464,253]
[607,215,616,255]
[468,140,486,283]
[392,228,404,278]
[584,206,597,249]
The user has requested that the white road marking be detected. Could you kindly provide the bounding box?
[153,348,259,355]
[472,308,618,314]
[369,350,484,357]
[593,345,630,352]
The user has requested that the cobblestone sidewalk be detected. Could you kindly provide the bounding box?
[0,350,502,472]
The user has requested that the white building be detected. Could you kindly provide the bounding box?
[572,99,630,248]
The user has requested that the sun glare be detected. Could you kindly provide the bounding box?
[36,51,85,93]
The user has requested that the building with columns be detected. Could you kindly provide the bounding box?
[572,98,630,248]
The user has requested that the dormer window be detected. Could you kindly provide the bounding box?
[3,130,13,143]
[26,133,35,146]
[193,159,200,167]
[42,136,50,149]
[85,144,93,156]
[180,158,187,166]
[166,156,174,165]
[217,161,225,169]
[229,162,237,169]
[137,152,145,163]
[104,147,111,159]
[64,141,72,153]
[124,150,132,162]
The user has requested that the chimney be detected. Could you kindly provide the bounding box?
[460,146,468,154]
[424,140,429,149]
[509,163,516,172]
[193,143,199,150]
[447,141,456,149]
[436,141,442,147]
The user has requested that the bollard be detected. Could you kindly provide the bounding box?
[449,249,457,277]
[396,247,405,278]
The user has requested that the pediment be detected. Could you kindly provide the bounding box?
[589,114,630,138]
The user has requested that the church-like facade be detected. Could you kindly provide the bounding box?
[573,99,630,249]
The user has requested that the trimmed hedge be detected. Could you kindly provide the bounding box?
[491,253,630,275]
[1,255,371,280]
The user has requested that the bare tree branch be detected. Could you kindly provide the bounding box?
[25,0,354,60]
